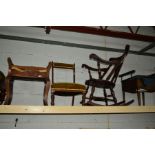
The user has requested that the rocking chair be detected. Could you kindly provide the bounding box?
[81,45,134,106]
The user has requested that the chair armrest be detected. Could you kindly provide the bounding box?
[47,62,52,71]
[82,64,107,72]
[82,64,98,71]
[7,57,14,68]
[119,70,136,78]
[89,54,117,65]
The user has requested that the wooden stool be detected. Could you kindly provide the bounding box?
[119,71,155,106]
[4,57,52,105]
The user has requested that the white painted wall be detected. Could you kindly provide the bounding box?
[0,26,155,128]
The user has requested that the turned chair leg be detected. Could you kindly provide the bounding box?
[142,91,145,106]
[110,88,117,105]
[43,80,50,106]
[0,90,5,105]
[103,88,108,106]
[51,93,55,106]
[81,85,89,105]
[88,86,95,104]
[122,91,126,102]
[72,96,75,106]
[137,90,141,106]
[4,78,13,105]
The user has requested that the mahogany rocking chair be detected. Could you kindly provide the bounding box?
[81,45,134,106]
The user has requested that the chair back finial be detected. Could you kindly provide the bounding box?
[106,45,130,83]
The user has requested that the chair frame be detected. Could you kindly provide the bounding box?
[52,62,75,84]
[51,62,85,106]
[81,45,133,106]
[4,57,52,105]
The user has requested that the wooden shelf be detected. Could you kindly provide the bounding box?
[0,105,155,114]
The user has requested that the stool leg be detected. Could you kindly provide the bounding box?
[72,96,75,106]
[4,78,13,105]
[142,92,145,106]
[122,91,126,102]
[137,90,141,106]
[51,92,55,106]
[43,80,50,106]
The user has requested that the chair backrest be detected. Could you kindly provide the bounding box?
[7,57,52,80]
[98,45,129,84]
[51,62,75,83]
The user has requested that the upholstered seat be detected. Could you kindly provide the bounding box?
[51,82,86,96]
[122,74,155,93]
